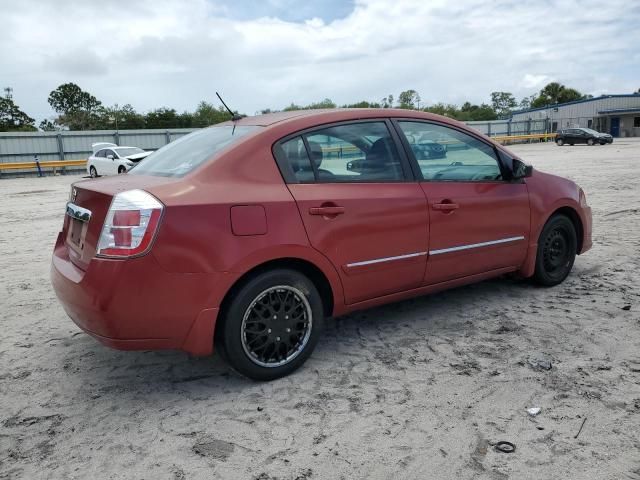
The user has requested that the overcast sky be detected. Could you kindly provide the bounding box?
[2,0,639,122]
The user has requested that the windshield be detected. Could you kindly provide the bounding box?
[130,126,260,177]
[581,128,601,135]
[116,147,145,157]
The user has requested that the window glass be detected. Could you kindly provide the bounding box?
[302,122,404,182]
[95,149,106,158]
[398,121,502,181]
[131,125,259,177]
[280,136,315,183]
[105,150,115,158]
[634,117,640,128]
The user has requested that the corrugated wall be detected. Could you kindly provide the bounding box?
[0,128,197,165]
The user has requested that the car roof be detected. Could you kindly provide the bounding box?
[220,108,469,129]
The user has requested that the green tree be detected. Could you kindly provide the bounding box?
[398,90,421,109]
[0,92,36,131]
[306,98,336,109]
[47,83,103,130]
[342,100,382,108]
[283,102,303,111]
[381,94,394,108]
[144,108,182,129]
[98,104,145,130]
[192,101,233,126]
[39,119,61,131]
[459,102,497,121]
[490,91,517,117]
[530,82,586,108]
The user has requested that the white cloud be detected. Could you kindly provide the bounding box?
[520,74,551,89]
[1,0,639,122]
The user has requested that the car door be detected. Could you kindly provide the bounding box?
[274,120,429,305]
[393,120,530,285]
[104,149,118,174]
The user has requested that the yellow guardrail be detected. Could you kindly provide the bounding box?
[0,159,86,171]
[491,133,557,143]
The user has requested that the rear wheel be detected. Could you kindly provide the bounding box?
[556,138,564,146]
[217,269,324,381]
[533,215,577,286]
[587,138,595,146]
[89,166,98,178]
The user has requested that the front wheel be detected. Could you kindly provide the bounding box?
[89,166,98,178]
[533,215,577,286]
[118,165,126,174]
[217,269,324,381]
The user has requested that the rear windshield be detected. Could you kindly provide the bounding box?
[130,125,259,177]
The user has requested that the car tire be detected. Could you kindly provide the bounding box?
[556,138,564,146]
[587,138,595,146]
[118,166,126,174]
[89,166,98,178]
[533,214,577,287]
[569,143,574,146]
[216,269,324,381]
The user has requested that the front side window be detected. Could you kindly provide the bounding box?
[131,125,259,177]
[397,121,502,182]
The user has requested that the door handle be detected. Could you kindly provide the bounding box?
[309,206,345,216]
[432,202,459,211]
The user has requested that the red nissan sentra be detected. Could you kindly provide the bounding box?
[51,109,592,380]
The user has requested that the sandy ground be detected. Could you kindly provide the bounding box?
[1,139,639,480]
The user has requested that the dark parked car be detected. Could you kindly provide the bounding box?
[556,128,613,146]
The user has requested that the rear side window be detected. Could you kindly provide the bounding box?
[398,121,502,181]
[131,125,259,177]
[276,122,405,183]
[280,137,315,183]
[95,150,106,158]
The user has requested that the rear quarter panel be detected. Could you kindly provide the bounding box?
[144,136,346,312]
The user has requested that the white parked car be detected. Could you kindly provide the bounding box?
[87,143,152,177]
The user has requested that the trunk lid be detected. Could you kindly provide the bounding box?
[62,175,173,270]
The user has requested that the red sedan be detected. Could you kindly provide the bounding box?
[51,109,592,380]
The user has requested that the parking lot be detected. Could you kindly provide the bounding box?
[1,139,639,480]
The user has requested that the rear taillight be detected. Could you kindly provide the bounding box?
[97,190,163,258]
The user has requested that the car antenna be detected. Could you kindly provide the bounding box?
[216,92,243,122]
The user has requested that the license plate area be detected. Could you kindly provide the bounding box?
[65,202,92,254]
[68,218,85,248]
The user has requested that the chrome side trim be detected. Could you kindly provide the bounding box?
[346,251,427,268]
[65,202,92,222]
[429,236,525,256]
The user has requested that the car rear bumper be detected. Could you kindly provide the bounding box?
[50,232,221,356]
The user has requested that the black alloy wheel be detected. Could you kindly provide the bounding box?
[217,269,324,381]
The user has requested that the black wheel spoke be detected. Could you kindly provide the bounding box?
[241,285,313,368]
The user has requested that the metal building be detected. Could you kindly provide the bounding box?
[509,94,640,137]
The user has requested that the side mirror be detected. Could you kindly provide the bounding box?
[512,159,533,179]
[107,155,114,160]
